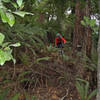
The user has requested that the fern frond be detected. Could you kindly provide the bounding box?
[87,89,97,100]
[34,56,50,64]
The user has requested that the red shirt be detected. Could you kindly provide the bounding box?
[55,37,66,47]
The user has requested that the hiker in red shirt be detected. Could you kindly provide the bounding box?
[55,33,66,48]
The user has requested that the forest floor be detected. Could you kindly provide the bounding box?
[0,46,96,100]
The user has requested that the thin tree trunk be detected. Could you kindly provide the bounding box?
[97,0,100,99]
[38,13,45,24]
[97,22,100,100]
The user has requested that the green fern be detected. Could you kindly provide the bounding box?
[3,23,47,56]
[76,81,85,100]
[76,78,97,100]
[87,89,97,100]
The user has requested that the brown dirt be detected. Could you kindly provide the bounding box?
[0,50,96,100]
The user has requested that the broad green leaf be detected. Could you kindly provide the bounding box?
[4,50,12,61]
[0,2,3,9]
[0,49,12,66]
[2,42,10,48]
[0,33,5,45]
[0,59,5,65]
[84,16,87,20]
[6,12,15,27]
[9,42,21,47]
[11,2,18,8]
[4,47,10,51]
[81,20,86,26]
[19,2,24,10]
[0,2,7,9]
[84,16,90,24]
[0,47,16,65]
[10,93,20,100]
[13,11,34,18]
[90,19,96,27]
[17,0,23,7]
[93,26,99,31]
[0,50,6,65]
[0,9,8,23]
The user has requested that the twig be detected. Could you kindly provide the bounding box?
[60,89,69,100]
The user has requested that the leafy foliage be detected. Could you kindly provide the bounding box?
[2,22,47,58]
[0,33,20,66]
[0,0,33,27]
[81,16,99,34]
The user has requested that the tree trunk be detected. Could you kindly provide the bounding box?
[97,0,100,99]
[85,0,92,58]
[72,0,86,52]
[72,0,92,58]
[86,27,92,58]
